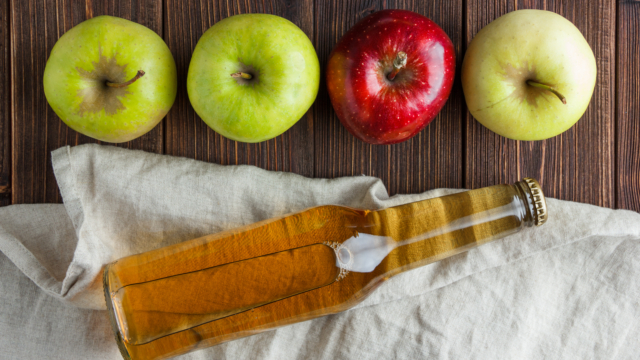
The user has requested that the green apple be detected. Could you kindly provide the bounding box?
[461,10,596,140]
[187,14,320,143]
[44,16,177,143]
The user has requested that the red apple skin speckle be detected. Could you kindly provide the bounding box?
[326,9,455,145]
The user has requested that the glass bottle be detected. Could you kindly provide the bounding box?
[103,178,548,360]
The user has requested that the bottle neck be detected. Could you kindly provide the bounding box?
[338,179,547,276]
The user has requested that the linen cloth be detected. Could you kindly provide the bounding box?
[1,144,639,360]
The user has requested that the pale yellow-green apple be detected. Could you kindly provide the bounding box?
[44,16,177,143]
[461,10,596,140]
[187,14,320,143]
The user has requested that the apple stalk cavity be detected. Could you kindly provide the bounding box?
[230,72,253,80]
[526,80,567,105]
[106,70,146,88]
[387,52,407,81]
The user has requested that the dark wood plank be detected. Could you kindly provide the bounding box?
[465,0,615,208]
[314,0,384,184]
[0,0,9,206]
[464,1,518,190]
[385,0,465,194]
[617,0,640,211]
[314,0,464,195]
[163,0,315,177]
[11,0,163,204]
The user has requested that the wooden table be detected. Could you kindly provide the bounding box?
[0,0,638,212]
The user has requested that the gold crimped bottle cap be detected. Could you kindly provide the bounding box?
[522,178,548,226]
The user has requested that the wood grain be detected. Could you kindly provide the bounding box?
[464,1,519,190]
[10,0,163,204]
[0,0,9,206]
[5,0,637,211]
[314,0,464,196]
[616,0,640,211]
[465,0,616,208]
[385,0,465,194]
[163,0,315,177]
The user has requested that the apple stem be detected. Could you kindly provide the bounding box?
[526,80,567,104]
[387,52,407,81]
[106,70,145,88]
[231,72,253,80]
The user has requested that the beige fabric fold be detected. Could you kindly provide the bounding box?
[1,144,639,359]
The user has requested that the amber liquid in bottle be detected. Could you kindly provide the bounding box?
[104,179,547,360]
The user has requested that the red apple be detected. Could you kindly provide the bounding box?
[326,9,455,145]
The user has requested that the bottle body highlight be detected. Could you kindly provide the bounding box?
[104,178,547,360]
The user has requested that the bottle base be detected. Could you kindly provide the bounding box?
[104,264,132,360]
